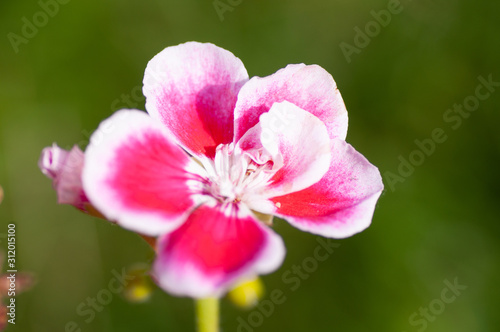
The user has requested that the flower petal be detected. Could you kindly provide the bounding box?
[234,64,348,143]
[244,101,332,199]
[82,109,208,236]
[153,202,285,298]
[39,144,88,209]
[271,139,384,238]
[143,42,249,159]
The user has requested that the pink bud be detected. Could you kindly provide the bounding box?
[39,144,89,209]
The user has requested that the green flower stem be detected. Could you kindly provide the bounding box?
[195,297,219,332]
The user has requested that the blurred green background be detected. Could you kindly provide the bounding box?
[1,0,499,331]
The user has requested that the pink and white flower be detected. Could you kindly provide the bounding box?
[40,42,383,298]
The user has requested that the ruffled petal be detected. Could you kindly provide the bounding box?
[143,41,249,159]
[271,139,384,238]
[39,144,88,209]
[240,101,332,199]
[82,109,208,236]
[153,202,285,298]
[234,64,348,143]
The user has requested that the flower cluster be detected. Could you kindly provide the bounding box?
[39,42,383,298]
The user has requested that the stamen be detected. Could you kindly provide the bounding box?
[204,143,277,205]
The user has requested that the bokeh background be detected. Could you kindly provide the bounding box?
[1,0,499,331]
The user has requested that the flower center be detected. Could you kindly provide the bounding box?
[201,143,274,204]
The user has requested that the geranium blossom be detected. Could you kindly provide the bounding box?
[40,42,383,298]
